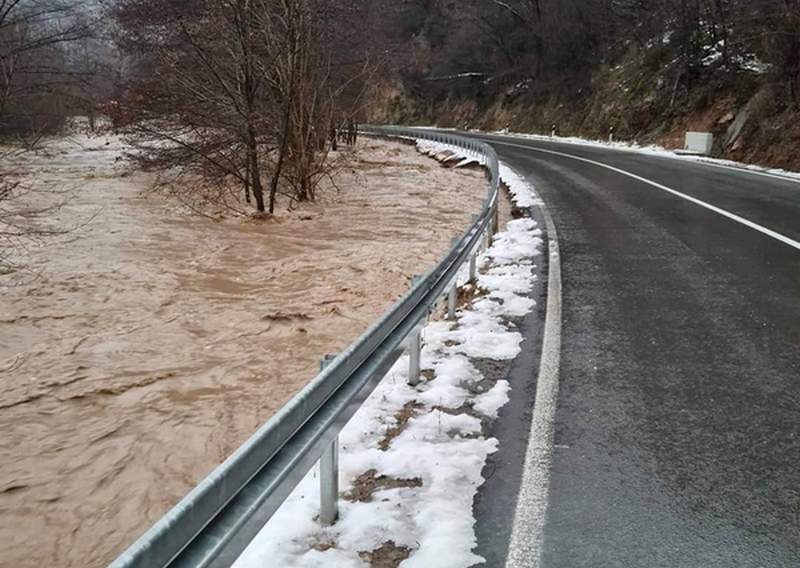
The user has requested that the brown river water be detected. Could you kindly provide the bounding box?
[0,135,487,567]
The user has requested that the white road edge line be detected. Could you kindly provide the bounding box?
[505,185,562,568]
[683,157,800,185]
[495,141,800,252]
[480,133,800,186]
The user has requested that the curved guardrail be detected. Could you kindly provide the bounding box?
[109,126,499,568]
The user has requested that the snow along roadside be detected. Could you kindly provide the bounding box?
[407,126,800,184]
[232,140,543,568]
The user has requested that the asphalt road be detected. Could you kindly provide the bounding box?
[464,133,800,567]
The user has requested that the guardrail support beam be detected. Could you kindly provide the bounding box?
[445,240,459,320]
[407,274,424,386]
[320,441,339,525]
[319,354,339,526]
[407,327,422,386]
[469,214,480,284]
[469,254,477,284]
[447,285,458,320]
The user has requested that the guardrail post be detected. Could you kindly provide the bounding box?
[407,275,423,386]
[407,326,422,386]
[445,238,459,320]
[469,253,477,284]
[319,354,339,526]
[447,285,458,320]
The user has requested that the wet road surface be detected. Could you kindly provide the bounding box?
[464,133,800,566]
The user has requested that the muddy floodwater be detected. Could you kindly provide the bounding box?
[0,135,488,567]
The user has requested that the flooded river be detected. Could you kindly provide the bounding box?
[0,135,487,567]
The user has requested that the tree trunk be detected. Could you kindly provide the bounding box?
[269,102,291,214]
[247,128,265,212]
[243,165,252,204]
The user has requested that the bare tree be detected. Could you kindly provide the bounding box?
[266,1,372,207]
[0,0,96,137]
[0,1,108,276]
[114,0,375,216]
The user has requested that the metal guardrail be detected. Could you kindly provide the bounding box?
[109,126,500,568]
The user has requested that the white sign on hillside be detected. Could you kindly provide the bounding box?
[685,132,714,155]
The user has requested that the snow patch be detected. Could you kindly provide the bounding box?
[416,139,542,206]
[499,164,540,207]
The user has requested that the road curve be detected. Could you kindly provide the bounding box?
[461,133,800,567]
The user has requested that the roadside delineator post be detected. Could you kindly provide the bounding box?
[319,353,339,525]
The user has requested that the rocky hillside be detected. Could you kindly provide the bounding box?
[369,0,800,170]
